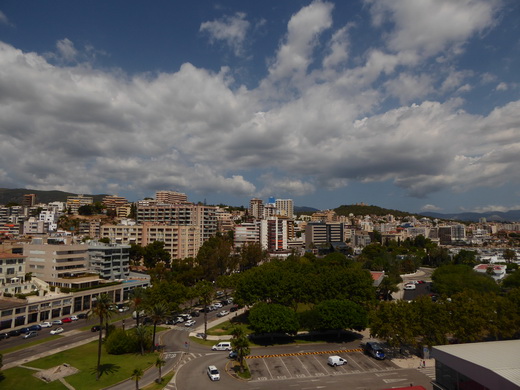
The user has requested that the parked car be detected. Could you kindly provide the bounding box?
[327,355,347,366]
[29,324,42,331]
[23,331,38,339]
[20,327,31,334]
[91,325,101,332]
[175,316,184,323]
[77,313,88,319]
[0,332,10,340]
[212,342,232,351]
[364,341,386,360]
[40,321,53,328]
[50,327,64,335]
[184,319,196,327]
[190,311,201,317]
[217,310,229,317]
[207,365,220,381]
[228,350,237,359]
[213,302,223,309]
[403,283,416,290]
[70,315,79,321]
[62,317,72,323]
[52,320,63,326]
[8,329,21,337]
[180,313,192,320]
[230,305,239,312]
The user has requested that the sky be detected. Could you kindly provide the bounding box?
[0,0,519,214]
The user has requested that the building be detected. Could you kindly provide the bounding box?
[88,242,130,280]
[66,195,93,214]
[249,198,264,219]
[0,252,26,291]
[275,198,294,218]
[304,222,344,249]
[432,340,520,390]
[23,194,36,207]
[234,222,260,249]
[473,264,507,281]
[102,195,129,210]
[260,217,288,252]
[23,237,100,289]
[155,190,188,204]
[23,218,50,235]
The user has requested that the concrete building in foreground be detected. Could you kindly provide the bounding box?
[432,340,520,390]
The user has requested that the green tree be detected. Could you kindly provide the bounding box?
[143,241,171,269]
[196,280,214,339]
[453,249,477,266]
[230,325,250,372]
[105,328,134,355]
[432,264,500,296]
[147,301,170,351]
[196,233,234,280]
[155,356,166,383]
[129,243,144,266]
[307,299,367,337]
[239,242,269,271]
[91,293,113,380]
[503,248,517,263]
[502,269,520,289]
[248,302,299,335]
[133,325,151,356]
[78,204,95,215]
[130,287,147,326]
[131,367,143,390]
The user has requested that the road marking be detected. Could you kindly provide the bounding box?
[246,348,363,359]
[262,357,274,379]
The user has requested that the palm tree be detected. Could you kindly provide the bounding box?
[155,356,166,383]
[196,281,214,339]
[147,301,169,351]
[231,325,250,372]
[130,287,146,326]
[131,367,143,390]
[133,325,150,355]
[91,293,113,381]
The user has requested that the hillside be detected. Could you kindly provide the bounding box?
[334,204,419,218]
[0,188,107,205]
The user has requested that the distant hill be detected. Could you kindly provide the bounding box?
[294,206,320,214]
[422,210,520,222]
[0,188,107,205]
[334,204,419,218]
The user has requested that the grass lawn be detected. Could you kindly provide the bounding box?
[0,366,69,389]
[0,335,62,355]
[2,340,158,390]
[141,372,175,390]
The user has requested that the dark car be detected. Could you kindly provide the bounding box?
[20,327,31,334]
[29,324,42,331]
[91,325,102,332]
[8,329,21,337]
[364,341,385,360]
[77,313,88,319]
[190,311,200,317]
[0,332,10,340]
[229,304,239,312]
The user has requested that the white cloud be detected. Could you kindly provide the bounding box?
[367,0,502,57]
[200,12,250,57]
[56,38,78,62]
[0,10,9,25]
[469,205,520,213]
[496,82,508,91]
[421,204,442,212]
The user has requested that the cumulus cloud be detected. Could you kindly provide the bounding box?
[0,10,10,25]
[0,1,518,205]
[421,204,442,212]
[200,12,250,57]
[496,82,508,91]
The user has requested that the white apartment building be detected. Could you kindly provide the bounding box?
[234,222,260,249]
[275,199,294,218]
[260,217,288,252]
[88,242,130,280]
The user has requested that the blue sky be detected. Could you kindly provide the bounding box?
[1,0,519,214]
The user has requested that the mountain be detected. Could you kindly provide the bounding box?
[0,188,107,205]
[334,204,419,218]
[294,206,320,214]
[421,210,520,222]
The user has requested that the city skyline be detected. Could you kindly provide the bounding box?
[1,1,519,214]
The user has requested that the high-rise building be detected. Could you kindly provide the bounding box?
[275,199,294,218]
[155,190,188,204]
[249,198,264,219]
[102,195,129,210]
[23,194,36,207]
[260,217,288,252]
[66,195,93,214]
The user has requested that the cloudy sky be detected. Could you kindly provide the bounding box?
[1,1,519,213]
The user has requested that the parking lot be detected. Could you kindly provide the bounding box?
[246,348,397,382]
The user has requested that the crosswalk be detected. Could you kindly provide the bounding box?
[420,365,436,381]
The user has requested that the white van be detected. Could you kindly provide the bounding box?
[327,355,347,366]
[212,341,232,351]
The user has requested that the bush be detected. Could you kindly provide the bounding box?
[105,329,136,355]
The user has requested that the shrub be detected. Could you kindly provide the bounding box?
[105,328,136,355]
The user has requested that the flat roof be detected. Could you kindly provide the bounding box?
[433,340,520,388]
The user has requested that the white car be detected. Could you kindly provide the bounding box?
[213,302,223,309]
[217,310,229,317]
[70,315,79,321]
[184,319,196,327]
[40,322,53,328]
[175,316,184,323]
[404,283,416,290]
[50,327,64,335]
[52,320,63,325]
[207,365,220,381]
